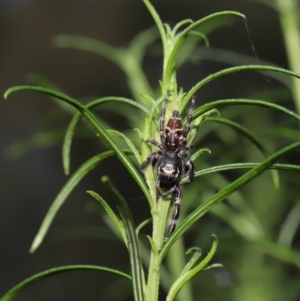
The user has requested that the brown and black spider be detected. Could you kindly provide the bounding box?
[140,97,196,239]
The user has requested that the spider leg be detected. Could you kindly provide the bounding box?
[164,185,182,240]
[183,96,196,138]
[180,160,194,186]
[140,151,160,175]
[155,181,176,201]
[177,145,194,157]
[143,139,165,151]
[160,185,176,198]
[160,101,167,144]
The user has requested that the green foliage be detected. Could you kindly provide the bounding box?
[0,265,131,301]
[2,1,300,301]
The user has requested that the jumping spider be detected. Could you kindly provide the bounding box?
[140,97,196,239]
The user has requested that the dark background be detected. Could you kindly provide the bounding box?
[0,0,293,300]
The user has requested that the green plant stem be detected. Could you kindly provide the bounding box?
[141,104,168,301]
[142,82,179,301]
[146,197,171,301]
[276,0,300,113]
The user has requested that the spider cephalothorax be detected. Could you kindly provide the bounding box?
[140,97,196,239]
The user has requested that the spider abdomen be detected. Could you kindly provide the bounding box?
[157,155,182,183]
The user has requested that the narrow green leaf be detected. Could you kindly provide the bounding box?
[149,94,168,121]
[189,148,211,162]
[29,150,132,253]
[63,114,81,175]
[211,202,264,240]
[276,0,300,113]
[27,73,63,91]
[181,12,245,37]
[192,162,300,178]
[254,239,300,268]
[84,96,150,116]
[142,0,167,52]
[4,86,151,206]
[164,11,245,85]
[27,73,77,114]
[181,66,300,112]
[87,190,127,245]
[102,176,145,301]
[253,0,276,9]
[188,31,210,47]
[54,33,154,102]
[206,117,270,156]
[0,265,131,301]
[205,116,280,187]
[278,202,300,247]
[147,235,160,257]
[272,126,300,140]
[180,247,202,275]
[136,218,152,237]
[128,26,160,61]
[140,93,155,106]
[204,263,223,270]
[166,235,219,301]
[53,35,119,62]
[194,47,291,86]
[187,108,219,145]
[108,130,142,164]
[160,141,300,261]
[63,96,149,175]
[189,98,300,123]
[172,19,193,35]
[176,33,210,68]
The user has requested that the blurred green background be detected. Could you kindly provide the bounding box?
[0,0,299,300]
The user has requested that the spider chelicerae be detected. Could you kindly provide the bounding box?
[140,97,196,239]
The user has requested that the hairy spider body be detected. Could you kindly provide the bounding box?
[140,97,196,240]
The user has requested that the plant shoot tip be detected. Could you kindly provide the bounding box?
[101,175,109,182]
